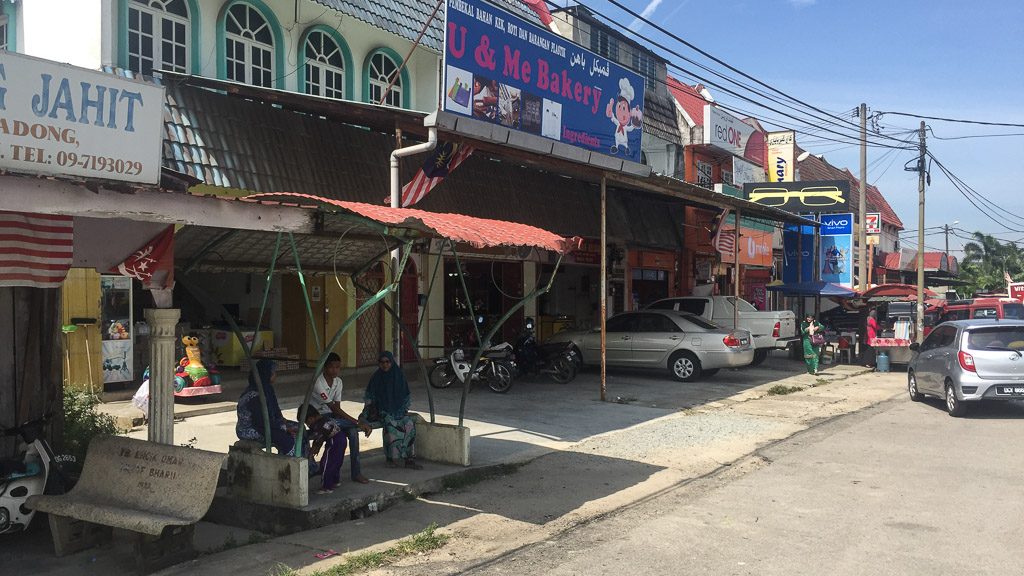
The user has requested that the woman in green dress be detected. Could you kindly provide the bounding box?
[801,314,826,375]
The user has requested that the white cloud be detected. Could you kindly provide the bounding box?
[628,0,665,32]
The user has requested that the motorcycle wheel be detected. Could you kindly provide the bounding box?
[486,361,514,393]
[428,363,455,389]
[551,356,577,384]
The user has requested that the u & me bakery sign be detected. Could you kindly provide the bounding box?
[0,52,165,185]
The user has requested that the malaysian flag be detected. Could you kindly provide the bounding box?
[521,0,560,32]
[710,208,736,254]
[0,211,74,288]
[400,142,474,208]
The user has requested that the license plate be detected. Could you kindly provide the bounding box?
[996,386,1024,395]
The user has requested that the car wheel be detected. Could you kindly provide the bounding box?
[945,381,967,417]
[669,351,702,382]
[749,349,769,366]
[907,371,923,402]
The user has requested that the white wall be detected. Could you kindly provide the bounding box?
[22,0,102,69]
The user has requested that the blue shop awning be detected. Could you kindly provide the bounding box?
[766,282,857,297]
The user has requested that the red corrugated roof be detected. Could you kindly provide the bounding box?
[667,76,707,127]
[244,193,573,253]
[881,250,951,272]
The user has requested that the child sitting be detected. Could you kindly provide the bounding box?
[300,404,347,494]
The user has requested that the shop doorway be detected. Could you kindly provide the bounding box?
[444,259,523,347]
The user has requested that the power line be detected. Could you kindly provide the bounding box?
[878,111,1024,128]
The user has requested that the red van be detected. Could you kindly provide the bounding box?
[939,298,1024,323]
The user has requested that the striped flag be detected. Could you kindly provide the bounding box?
[0,211,74,288]
[710,207,736,254]
[400,142,474,208]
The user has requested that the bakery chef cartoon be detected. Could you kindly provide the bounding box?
[605,77,643,155]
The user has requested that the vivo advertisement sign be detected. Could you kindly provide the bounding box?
[782,223,815,284]
[442,0,645,163]
[819,213,853,236]
[820,213,854,288]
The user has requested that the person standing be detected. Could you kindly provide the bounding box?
[801,314,826,375]
[363,351,422,470]
[312,352,371,484]
[864,309,879,368]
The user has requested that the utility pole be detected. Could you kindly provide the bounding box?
[944,224,950,257]
[859,103,868,292]
[916,121,927,343]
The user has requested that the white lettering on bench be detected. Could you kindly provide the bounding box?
[115,445,190,492]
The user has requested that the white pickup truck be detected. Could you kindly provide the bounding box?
[646,296,799,365]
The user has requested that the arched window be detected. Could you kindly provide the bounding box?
[126,0,190,75]
[303,30,346,99]
[366,50,403,108]
[224,2,274,87]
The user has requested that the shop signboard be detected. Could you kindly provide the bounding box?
[819,213,854,288]
[865,212,881,234]
[744,180,851,214]
[703,104,757,158]
[720,227,773,267]
[766,130,795,182]
[1009,282,1024,302]
[782,221,815,284]
[731,155,762,187]
[0,52,165,184]
[442,0,645,163]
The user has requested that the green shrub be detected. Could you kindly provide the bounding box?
[767,384,804,396]
[61,389,122,480]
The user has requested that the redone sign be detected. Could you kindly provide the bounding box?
[703,105,756,158]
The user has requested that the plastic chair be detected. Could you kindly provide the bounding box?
[837,336,852,364]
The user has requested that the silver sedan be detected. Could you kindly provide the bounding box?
[547,310,754,381]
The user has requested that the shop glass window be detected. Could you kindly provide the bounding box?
[304,30,345,99]
[225,2,274,87]
[127,0,190,76]
[368,51,402,107]
[591,28,619,62]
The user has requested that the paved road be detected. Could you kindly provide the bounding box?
[450,395,1024,576]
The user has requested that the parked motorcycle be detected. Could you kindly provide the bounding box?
[1,416,63,534]
[429,344,515,393]
[513,318,579,383]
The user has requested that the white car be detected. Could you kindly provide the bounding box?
[547,310,754,381]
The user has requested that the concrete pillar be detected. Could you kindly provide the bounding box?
[145,308,180,445]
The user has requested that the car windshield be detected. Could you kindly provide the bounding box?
[1003,303,1024,320]
[966,326,1024,351]
[676,313,719,331]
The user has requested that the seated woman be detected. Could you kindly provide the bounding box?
[363,351,422,469]
[236,359,299,455]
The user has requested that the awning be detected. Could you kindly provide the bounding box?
[766,281,857,297]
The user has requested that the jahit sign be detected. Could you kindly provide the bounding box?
[0,52,165,184]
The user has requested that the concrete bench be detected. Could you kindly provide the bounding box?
[27,435,225,571]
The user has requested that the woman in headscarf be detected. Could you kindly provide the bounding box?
[363,351,422,469]
[236,359,298,455]
[800,313,826,375]
[863,309,879,369]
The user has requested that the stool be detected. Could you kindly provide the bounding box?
[838,347,852,364]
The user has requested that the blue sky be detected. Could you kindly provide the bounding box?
[564,0,1024,256]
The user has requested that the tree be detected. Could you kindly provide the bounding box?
[959,232,1024,295]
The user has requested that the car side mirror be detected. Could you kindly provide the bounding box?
[909,342,920,352]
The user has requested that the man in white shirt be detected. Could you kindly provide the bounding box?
[313,352,371,484]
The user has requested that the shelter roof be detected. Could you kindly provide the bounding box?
[309,0,540,54]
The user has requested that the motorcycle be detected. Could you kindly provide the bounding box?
[429,344,516,393]
[513,318,579,383]
[1,416,63,534]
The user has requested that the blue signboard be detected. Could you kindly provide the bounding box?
[443,0,646,163]
[782,223,815,284]
[818,212,853,236]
